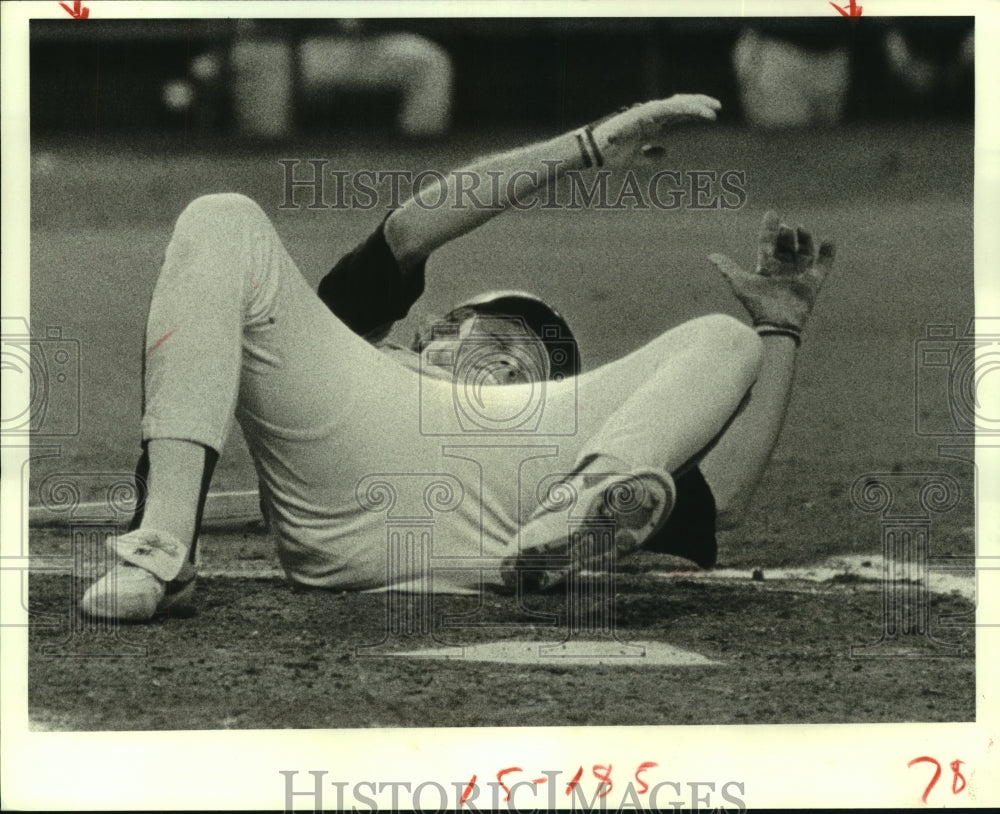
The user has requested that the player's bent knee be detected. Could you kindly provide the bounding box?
[696,313,763,391]
[697,313,762,362]
[177,193,269,234]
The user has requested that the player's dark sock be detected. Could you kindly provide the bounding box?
[639,467,718,569]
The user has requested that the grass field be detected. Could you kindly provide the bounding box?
[24,122,978,730]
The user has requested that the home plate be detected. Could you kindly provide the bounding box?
[393,640,719,666]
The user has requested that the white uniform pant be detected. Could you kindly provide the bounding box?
[141,194,761,591]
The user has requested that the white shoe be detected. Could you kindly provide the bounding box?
[81,530,197,622]
[502,463,676,592]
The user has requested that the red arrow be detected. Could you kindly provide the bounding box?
[59,0,90,19]
[830,0,862,16]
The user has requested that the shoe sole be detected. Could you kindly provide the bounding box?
[503,468,675,591]
[80,570,198,623]
[157,574,198,618]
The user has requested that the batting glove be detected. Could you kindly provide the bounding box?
[577,94,721,168]
[708,211,835,343]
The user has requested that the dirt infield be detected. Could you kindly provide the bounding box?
[27,502,976,730]
[28,528,975,730]
[24,122,978,731]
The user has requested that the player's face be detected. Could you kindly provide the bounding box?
[421,315,551,385]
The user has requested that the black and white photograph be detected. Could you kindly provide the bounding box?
[2,0,998,809]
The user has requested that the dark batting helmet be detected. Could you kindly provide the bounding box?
[413,289,581,381]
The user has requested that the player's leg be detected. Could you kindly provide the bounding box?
[484,313,761,493]
[570,314,762,473]
[80,194,257,619]
[80,193,415,617]
[506,212,834,584]
[81,193,269,620]
[78,439,217,622]
[84,191,499,611]
[496,313,763,586]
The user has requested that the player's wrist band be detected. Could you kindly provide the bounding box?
[754,322,802,347]
[576,105,638,168]
[584,126,604,167]
[573,130,594,168]
[573,126,604,168]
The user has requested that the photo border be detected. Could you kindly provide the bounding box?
[2,0,998,809]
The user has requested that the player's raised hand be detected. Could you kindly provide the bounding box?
[708,211,835,335]
[587,94,721,167]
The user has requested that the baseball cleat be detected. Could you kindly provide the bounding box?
[80,529,197,622]
[502,463,676,592]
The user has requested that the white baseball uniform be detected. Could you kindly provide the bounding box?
[137,193,761,591]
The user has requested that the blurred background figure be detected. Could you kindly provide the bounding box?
[28,18,974,140]
[227,22,295,140]
[731,20,853,128]
[299,20,453,138]
[224,19,453,140]
[883,18,973,111]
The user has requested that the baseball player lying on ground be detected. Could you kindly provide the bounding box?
[81,94,834,622]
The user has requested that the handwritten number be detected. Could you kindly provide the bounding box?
[634,762,659,795]
[908,756,942,804]
[908,756,968,803]
[565,766,584,796]
[496,767,522,802]
[950,760,966,795]
[460,776,476,807]
[467,758,966,807]
[593,764,613,798]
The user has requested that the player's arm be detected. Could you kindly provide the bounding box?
[700,212,835,528]
[318,94,720,340]
[384,94,722,268]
